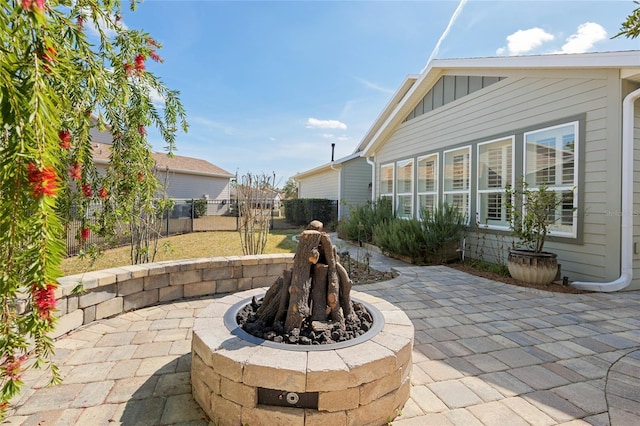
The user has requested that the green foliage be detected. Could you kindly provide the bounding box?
[614,1,640,39]
[505,181,564,253]
[465,258,510,276]
[336,197,393,244]
[421,203,467,263]
[193,198,207,218]
[282,177,298,199]
[283,198,338,226]
[373,217,425,262]
[0,0,186,416]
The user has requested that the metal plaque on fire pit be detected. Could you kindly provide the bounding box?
[258,388,319,409]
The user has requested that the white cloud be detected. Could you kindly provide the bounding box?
[306,118,347,130]
[190,116,234,135]
[81,8,127,39]
[357,78,394,94]
[148,87,165,108]
[321,133,335,139]
[497,27,554,55]
[559,22,607,54]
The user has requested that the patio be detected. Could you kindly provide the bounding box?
[5,258,640,425]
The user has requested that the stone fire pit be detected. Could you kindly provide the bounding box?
[191,287,413,425]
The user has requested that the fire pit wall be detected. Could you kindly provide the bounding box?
[192,288,414,426]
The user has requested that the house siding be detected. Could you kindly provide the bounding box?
[157,170,230,201]
[374,68,630,286]
[340,157,372,218]
[298,168,339,200]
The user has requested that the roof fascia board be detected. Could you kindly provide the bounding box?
[293,151,365,180]
[355,75,419,153]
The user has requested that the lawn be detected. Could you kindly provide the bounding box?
[61,229,301,276]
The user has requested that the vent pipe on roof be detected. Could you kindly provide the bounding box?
[331,143,335,162]
[571,86,640,292]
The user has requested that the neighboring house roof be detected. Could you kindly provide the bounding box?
[293,151,363,180]
[92,142,234,179]
[361,50,640,157]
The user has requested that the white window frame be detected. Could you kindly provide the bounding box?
[476,136,514,230]
[417,153,439,219]
[443,146,471,222]
[523,121,578,238]
[379,163,394,202]
[395,159,414,219]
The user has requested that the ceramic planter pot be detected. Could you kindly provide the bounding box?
[507,249,558,285]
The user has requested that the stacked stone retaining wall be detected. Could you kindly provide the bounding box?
[53,254,295,338]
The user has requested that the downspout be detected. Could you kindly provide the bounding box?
[572,87,640,292]
[366,156,376,202]
[329,162,341,219]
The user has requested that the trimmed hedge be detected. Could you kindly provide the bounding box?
[283,198,338,226]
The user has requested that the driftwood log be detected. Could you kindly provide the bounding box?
[255,220,355,334]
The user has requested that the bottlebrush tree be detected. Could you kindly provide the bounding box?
[0,0,186,417]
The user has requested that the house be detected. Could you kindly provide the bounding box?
[354,50,640,291]
[293,152,371,220]
[90,128,234,213]
[294,77,420,220]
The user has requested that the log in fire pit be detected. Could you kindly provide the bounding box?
[191,222,413,425]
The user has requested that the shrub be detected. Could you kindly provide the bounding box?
[283,198,337,226]
[373,217,426,263]
[193,198,207,218]
[421,203,467,263]
[337,197,393,244]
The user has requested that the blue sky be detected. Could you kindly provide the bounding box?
[110,0,639,186]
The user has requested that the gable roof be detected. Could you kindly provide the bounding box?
[293,151,363,180]
[92,142,234,178]
[361,50,640,157]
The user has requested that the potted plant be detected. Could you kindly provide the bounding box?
[504,181,564,285]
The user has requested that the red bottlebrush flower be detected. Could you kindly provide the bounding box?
[2,354,27,381]
[32,283,56,320]
[77,15,84,28]
[124,63,133,75]
[145,37,161,48]
[21,0,32,10]
[68,163,81,180]
[98,187,108,199]
[58,129,71,149]
[134,54,145,73]
[82,183,92,198]
[138,125,146,137]
[34,0,45,8]
[81,228,90,241]
[137,172,144,182]
[27,163,58,197]
[149,50,163,63]
[115,14,122,22]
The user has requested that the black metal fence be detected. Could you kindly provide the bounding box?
[65,199,241,257]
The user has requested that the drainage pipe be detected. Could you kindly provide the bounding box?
[572,87,640,292]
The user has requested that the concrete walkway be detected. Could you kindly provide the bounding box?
[5,258,640,425]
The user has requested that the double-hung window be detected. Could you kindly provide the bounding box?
[380,163,394,201]
[524,122,578,237]
[477,137,513,228]
[443,146,471,221]
[417,154,438,218]
[395,159,413,219]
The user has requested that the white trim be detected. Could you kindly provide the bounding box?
[523,121,579,239]
[476,136,515,230]
[416,153,439,219]
[395,159,414,219]
[443,145,472,222]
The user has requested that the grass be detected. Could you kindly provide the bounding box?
[61,229,301,276]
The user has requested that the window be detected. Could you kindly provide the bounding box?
[417,154,438,217]
[524,122,578,236]
[380,164,394,201]
[395,159,413,219]
[444,146,471,221]
[477,137,513,228]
